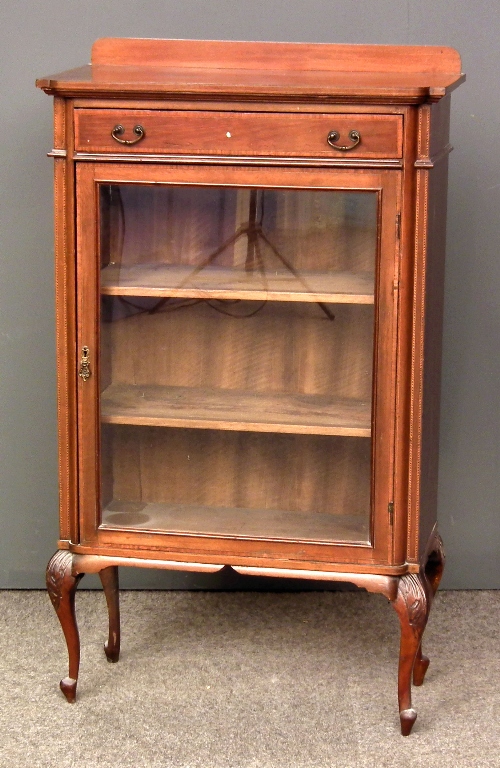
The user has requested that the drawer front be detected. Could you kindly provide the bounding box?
[74,109,403,158]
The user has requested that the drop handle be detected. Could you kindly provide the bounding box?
[78,346,91,381]
[111,124,146,145]
[327,130,361,151]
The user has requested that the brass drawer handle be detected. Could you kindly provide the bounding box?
[111,124,146,145]
[327,129,361,152]
[79,346,91,381]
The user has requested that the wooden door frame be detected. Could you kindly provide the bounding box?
[75,161,402,569]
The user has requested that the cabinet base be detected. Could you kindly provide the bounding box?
[46,528,445,734]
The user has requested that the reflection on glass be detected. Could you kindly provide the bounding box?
[98,184,378,545]
[100,185,377,304]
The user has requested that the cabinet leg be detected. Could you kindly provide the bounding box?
[46,550,84,703]
[413,532,445,687]
[412,642,430,687]
[98,566,120,663]
[392,572,430,735]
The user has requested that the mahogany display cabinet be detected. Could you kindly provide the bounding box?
[37,38,464,735]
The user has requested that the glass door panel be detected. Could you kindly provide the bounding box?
[98,183,379,545]
[102,427,371,544]
[99,185,376,302]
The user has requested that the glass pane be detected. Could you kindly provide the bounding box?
[102,427,370,543]
[100,185,376,301]
[98,184,378,545]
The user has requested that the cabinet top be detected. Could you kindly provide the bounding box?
[36,38,464,105]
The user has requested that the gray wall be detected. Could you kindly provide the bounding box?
[1,1,499,589]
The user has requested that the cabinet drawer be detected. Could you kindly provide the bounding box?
[74,109,403,158]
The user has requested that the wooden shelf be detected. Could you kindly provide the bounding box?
[101,384,372,436]
[101,500,370,544]
[100,264,375,304]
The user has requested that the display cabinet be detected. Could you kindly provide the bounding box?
[37,39,464,735]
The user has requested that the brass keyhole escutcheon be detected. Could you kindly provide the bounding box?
[79,346,91,381]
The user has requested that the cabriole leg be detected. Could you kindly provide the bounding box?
[412,642,430,687]
[392,572,429,735]
[46,550,84,702]
[413,532,445,687]
[98,566,120,663]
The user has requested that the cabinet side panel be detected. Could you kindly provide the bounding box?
[392,107,418,566]
[429,95,451,159]
[417,155,449,559]
[408,100,451,562]
[54,99,78,544]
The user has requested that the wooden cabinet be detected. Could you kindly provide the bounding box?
[37,38,464,735]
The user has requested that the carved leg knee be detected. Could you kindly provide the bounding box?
[46,551,84,702]
[392,572,430,735]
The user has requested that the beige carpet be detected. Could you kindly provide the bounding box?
[0,589,499,767]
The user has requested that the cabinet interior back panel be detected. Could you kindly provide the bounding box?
[102,425,371,526]
[100,185,378,274]
[101,301,375,401]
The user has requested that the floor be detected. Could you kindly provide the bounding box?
[0,589,498,767]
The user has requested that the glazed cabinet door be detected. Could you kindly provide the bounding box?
[76,162,401,567]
